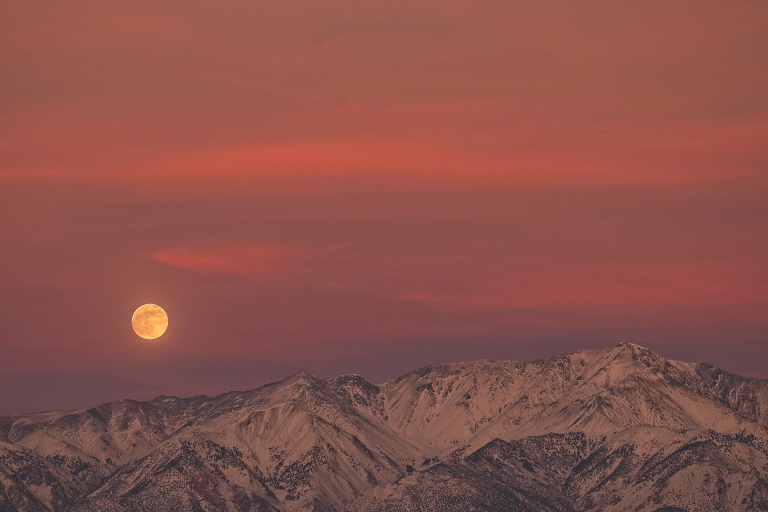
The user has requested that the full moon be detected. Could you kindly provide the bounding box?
[132,304,168,340]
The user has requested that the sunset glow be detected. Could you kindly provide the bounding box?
[1,0,767,414]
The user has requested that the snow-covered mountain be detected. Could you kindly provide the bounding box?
[2,343,768,511]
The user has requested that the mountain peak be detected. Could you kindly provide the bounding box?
[562,342,674,384]
[613,341,645,351]
[610,341,668,365]
[610,341,663,355]
[567,341,667,368]
[281,369,324,388]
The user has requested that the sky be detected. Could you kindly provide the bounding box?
[1,0,767,414]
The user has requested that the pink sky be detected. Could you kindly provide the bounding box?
[1,0,767,414]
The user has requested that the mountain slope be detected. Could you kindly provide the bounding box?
[71,371,419,512]
[347,429,768,512]
[381,343,768,459]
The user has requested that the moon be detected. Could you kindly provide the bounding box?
[132,304,168,340]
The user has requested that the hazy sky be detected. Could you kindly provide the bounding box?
[1,0,767,414]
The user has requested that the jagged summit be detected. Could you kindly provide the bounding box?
[613,341,649,350]
[278,369,323,387]
[2,343,768,512]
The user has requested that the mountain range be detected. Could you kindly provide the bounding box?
[2,342,768,511]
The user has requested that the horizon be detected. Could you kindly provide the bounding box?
[5,340,758,416]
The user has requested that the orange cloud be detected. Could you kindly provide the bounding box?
[396,259,768,312]
[5,104,765,198]
[146,244,304,280]
[145,240,357,281]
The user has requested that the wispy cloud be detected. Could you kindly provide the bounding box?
[145,240,357,281]
[396,259,768,311]
[146,243,304,280]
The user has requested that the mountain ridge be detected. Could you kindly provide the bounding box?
[2,342,768,511]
